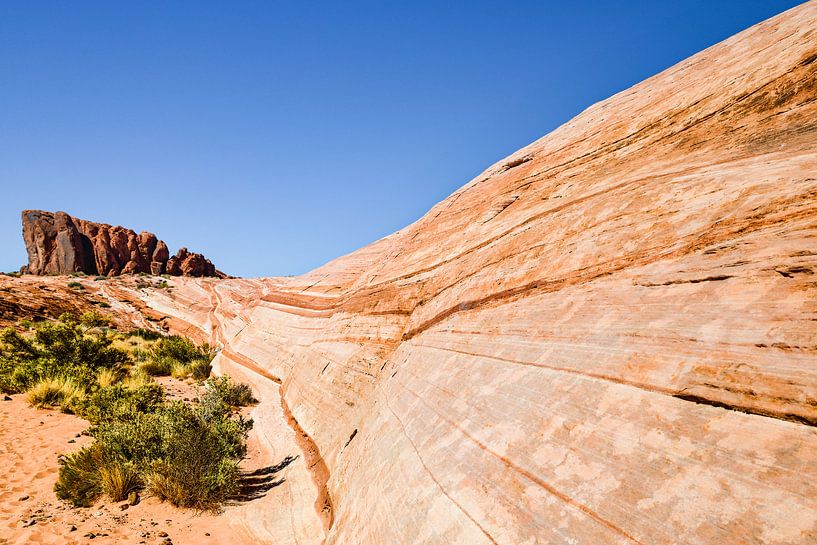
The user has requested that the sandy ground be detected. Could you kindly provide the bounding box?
[0,380,291,545]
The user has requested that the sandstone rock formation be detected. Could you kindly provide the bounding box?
[5,4,817,545]
[21,210,224,278]
[166,247,219,277]
[124,5,817,544]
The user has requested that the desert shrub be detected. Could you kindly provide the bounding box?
[0,316,128,393]
[94,411,167,465]
[55,444,104,507]
[123,368,153,388]
[188,359,212,380]
[130,347,149,363]
[0,372,15,394]
[94,276,108,281]
[151,336,211,364]
[147,443,241,509]
[55,445,141,507]
[99,461,141,501]
[8,314,250,511]
[144,401,249,509]
[76,383,164,426]
[97,301,111,308]
[201,375,257,408]
[27,377,85,410]
[80,311,110,328]
[96,368,122,388]
[128,328,163,341]
[170,361,190,379]
[139,357,174,376]
[57,399,252,510]
[67,281,83,289]
[143,336,214,379]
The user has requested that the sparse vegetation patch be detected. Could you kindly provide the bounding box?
[0,314,255,511]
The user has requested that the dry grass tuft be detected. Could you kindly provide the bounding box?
[27,377,84,410]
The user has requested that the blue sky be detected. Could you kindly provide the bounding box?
[0,1,803,277]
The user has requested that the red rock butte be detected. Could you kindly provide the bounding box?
[12,4,817,544]
[21,210,225,277]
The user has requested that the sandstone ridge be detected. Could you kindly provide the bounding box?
[21,210,225,278]
[133,5,817,544]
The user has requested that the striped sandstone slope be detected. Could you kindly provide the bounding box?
[137,4,817,544]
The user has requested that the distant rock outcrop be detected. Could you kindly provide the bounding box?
[21,210,225,278]
[166,247,219,277]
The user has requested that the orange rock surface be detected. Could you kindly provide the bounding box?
[128,5,817,543]
[5,4,817,544]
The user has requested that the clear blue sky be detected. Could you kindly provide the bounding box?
[0,1,803,277]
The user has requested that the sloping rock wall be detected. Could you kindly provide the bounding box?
[138,4,817,544]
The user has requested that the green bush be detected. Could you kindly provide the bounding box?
[55,444,104,507]
[96,368,122,388]
[27,377,85,410]
[189,359,212,380]
[76,383,164,425]
[0,316,128,393]
[2,314,247,511]
[145,402,248,509]
[143,336,214,379]
[139,357,174,377]
[130,347,149,363]
[100,460,141,502]
[55,445,142,507]
[123,368,153,388]
[128,328,163,341]
[80,311,110,328]
[56,395,251,510]
[202,375,257,408]
[151,336,212,364]
[67,281,83,289]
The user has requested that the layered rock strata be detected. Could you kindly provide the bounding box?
[21,210,223,277]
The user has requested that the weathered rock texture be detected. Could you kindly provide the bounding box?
[127,5,817,544]
[21,210,223,277]
[7,4,817,544]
